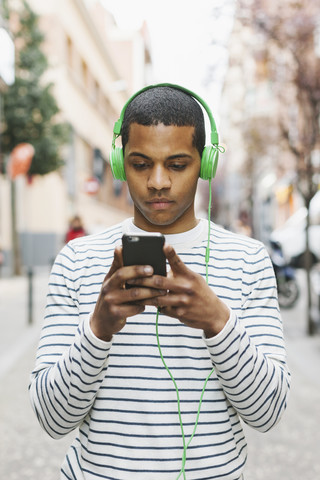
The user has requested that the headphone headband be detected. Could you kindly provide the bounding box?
[112,83,219,146]
[110,82,225,182]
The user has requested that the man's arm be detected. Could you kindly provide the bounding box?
[202,246,290,432]
[137,243,291,432]
[29,241,168,438]
[28,243,112,439]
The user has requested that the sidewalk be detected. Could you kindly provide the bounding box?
[0,267,49,379]
[0,269,320,479]
[244,270,320,480]
[0,268,75,479]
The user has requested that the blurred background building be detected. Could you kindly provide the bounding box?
[0,0,152,272]
[217,0,320,256]
[0,0,319,280]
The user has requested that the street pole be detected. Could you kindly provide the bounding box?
[10,178,22,275]
[27,267,33,325]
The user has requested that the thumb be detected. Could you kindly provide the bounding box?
[105,245,123,280]
[164,244,189,275]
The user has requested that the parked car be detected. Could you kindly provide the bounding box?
[270,191,320,268]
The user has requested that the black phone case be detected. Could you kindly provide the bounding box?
[122,234,166,277]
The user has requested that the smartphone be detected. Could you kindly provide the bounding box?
[122,233,167,285]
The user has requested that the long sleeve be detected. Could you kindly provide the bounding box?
[204,244,290,432]
[28,220,291,480]
[29,243,112,439]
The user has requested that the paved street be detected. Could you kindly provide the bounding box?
[0,268,76,479]
[0,269,320,479]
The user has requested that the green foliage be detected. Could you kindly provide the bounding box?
[1,0,70,176]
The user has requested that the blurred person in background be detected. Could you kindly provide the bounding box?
[65,215,87,243]
[29,85,291,480]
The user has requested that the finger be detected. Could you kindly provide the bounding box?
[143,292,186,309]
[163,245,190,275]
[121,285,167,304]
[105,246,123,280]
[153,305,179,320]
[126,274,168,290]
[114,245,123,267]
[106,263,154,291]
[114,303,145,318]
[127,273,189,294]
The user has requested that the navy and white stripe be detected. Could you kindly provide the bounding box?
[29,218,290,480]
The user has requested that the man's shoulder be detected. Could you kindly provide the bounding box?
[211,222,266,254]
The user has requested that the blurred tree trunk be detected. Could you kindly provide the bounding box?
[10,180,22,276]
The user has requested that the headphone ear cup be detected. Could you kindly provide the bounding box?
[200,146,219,180]
[110,147,126,181]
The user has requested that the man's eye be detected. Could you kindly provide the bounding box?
[132,162,148,170]
[170,163,186,171]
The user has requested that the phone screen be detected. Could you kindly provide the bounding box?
[122,234,166,277]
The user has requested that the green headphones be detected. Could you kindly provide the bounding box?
[110,83,224,182]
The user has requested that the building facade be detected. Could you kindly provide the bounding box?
[217,1,318,244]
[0,0,152,273]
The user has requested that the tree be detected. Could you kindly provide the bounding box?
[238,0,320,334]
[0,0,70,275]
[1,0,70,175]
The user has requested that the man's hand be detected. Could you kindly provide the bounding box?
[129,245,230,337]
[90,246,166,342]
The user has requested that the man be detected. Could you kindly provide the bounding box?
[29,85,290,480]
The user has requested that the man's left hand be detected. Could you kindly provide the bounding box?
[129,244,230,338]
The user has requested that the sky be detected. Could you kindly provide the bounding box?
[101,0,235,118]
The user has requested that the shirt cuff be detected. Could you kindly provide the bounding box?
[202,308,237,345]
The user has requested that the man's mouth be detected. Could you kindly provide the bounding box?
[147,198,174,210]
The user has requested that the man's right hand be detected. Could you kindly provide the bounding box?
[90,246,166,341]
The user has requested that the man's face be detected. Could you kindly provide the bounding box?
[124,123,201,234]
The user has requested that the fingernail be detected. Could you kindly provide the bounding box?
[144,266,153,274]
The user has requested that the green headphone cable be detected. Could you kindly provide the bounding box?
[155,309,215,480]
[155,178,214,479]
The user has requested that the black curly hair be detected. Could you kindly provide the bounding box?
[121,86,206,157]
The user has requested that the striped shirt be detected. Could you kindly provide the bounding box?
[29,218,290,480]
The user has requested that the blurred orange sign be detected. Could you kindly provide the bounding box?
[7,143,35,179]
[84,176,100,195]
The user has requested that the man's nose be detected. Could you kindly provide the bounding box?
[147,165,171,190]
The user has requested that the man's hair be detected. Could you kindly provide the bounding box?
[121,86,206,157]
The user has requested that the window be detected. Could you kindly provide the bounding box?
[66,36,73,69]
[81,59,88,89]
